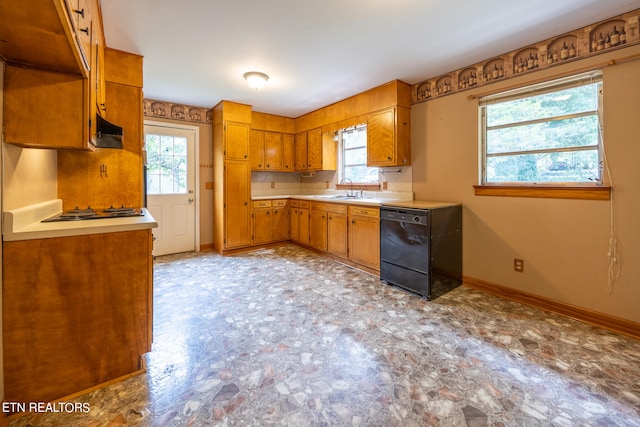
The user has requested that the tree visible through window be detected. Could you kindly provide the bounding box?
[480,71,603,185]
[145,133,188,194]
[342,125,378,183]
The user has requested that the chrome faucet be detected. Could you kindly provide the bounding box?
[340,177,355,197]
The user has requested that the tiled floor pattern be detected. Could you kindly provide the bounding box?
[9,245,640,426]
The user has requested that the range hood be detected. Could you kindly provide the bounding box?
[94,114,123,149]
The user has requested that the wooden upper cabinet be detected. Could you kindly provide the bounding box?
[282,134,295,172]
[367,107,411,167]
[250,130,265,170]
[294,132,308,171]
[4,66,93,150]
[225,122,250,160]
[307,128,323,170]
[264,132,283,170]
[0,0,90,75]
[295,128,336,171]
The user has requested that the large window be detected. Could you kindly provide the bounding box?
[480,71,603,185]
[341,125,378,183]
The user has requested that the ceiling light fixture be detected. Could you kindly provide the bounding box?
[243,71,269,90]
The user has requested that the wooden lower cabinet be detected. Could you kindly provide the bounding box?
[252,199,290,245]
[348,206,380,270]
[310,202,348,258]
[327,212,348,258]
[2,229,153,404]
[290,200,310,245]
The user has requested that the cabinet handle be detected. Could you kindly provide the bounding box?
[266,211,270,215]
[244,202,248,206]
[387,156,392,160]
[80,27,89,35]
[258,164,262,167]
[267,164,270,168]
[352,220,356,224]
[74,8,85,18]
[244,154,248,159]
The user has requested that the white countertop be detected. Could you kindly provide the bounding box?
[3,199,158,242]
[252,194,460,209]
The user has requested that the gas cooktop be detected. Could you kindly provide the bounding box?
[41,206,145,222]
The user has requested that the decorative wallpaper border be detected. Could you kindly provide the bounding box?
[412,10,640,104]
[143,98,212,124]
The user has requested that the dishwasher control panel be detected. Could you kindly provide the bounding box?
[380,208,429,225]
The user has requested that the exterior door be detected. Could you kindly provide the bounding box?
[144,123,197,256]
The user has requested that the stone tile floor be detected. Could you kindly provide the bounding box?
[9,245,640,426]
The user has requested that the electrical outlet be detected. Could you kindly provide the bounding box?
[270,181,275,189]
[325,181,329,189]
[514,258,524,272]
[382,181,388,190]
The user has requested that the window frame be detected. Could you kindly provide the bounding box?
[338,124,380,187]
[476,71,610,200]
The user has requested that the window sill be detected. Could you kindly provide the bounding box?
[473,185,611,200]
[336,183,381,191]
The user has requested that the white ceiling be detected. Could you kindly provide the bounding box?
[101,0,640,118]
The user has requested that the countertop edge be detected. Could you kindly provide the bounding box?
[251,195,460,209]
[3,209,158,242]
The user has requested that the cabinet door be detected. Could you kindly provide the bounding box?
[4,66,91,150]
[327,213,348,258]
[250,129,265,170]
[299,208,310,245]
[310,210,328,251]
[253,208,272,244]
[264,132,283,170]
[272,206,290,241]
[225,122,250,160]
[349,216,380,269]
[282,134,295,172]
[307,128,323,170]
[225,161,251,248]
[367,108,396,166]
[290,208,300,242]
[294,132,308,171]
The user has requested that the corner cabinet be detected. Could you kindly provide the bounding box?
[213,101,253,253]
[367,107,411,167]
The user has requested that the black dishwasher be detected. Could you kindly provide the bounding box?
[380,205,462,300]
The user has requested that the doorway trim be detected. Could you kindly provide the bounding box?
[144,119,200,253]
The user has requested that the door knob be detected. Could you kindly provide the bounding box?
[188,198,194,203]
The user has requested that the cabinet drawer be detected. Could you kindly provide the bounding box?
[349,206,380,218]
[313,202,348,214]
[272,199,289,207]
[298,200,310,209]
[290,200,299,208]
[253,200,271,208]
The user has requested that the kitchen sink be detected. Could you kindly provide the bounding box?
[313,195,360,200]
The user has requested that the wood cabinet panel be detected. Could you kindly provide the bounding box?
[327,213,348,258]
[225,122,250,160]
[250,129,265,170]
[2,229,152,404]
[299,207,310,245]
[264,132,283,170]
[282,133,295,172]
[225,160,251,248]
[310,210,328,251]
[295,132,308,171]
[349,210,380,270]
[58,79,143,210]
[367,107,411,167]
[272,205,291,241]
[291,207,300,241]
[253,208,272,244]
[4,66,91,150]
[307,128,323,170]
